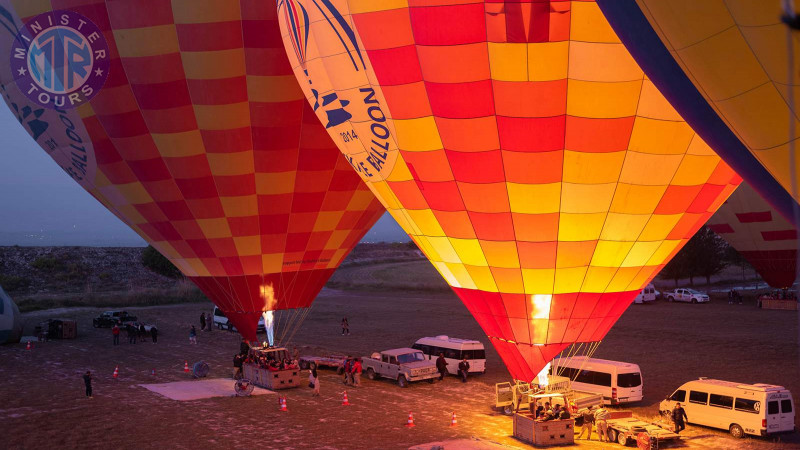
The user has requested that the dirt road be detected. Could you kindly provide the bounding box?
[1,288,797,449]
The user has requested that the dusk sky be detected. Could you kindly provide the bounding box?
[0,107,408,246]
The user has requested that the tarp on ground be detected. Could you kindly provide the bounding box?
[0,285,23,344]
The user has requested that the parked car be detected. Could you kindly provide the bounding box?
[362,348,438,387]
[667,288,710,303]
[93,310,137,328]
[660,378,795,438]
[634,284,658,304]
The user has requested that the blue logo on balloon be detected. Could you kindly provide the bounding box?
[9,10,109,109]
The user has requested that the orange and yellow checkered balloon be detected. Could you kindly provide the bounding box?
[0,0,383,340]
[280,0,741,380]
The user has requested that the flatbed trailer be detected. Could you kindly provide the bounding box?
[606,413,680,448]
[299,355,346,373]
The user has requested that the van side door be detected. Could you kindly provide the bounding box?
[766,399,781,432]
[778,397,794,431]
[688,390,710,426]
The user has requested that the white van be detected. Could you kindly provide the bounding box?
[411,336,486,375]
[634,283,658,304]
[212,306,265,332]
[660,378,795,438]
[551,356,643,405]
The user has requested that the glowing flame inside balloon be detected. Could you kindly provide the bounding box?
[537,362,551,387]
[260,284,277,347]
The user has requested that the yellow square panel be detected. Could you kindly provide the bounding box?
[262,253,283,274]
[610,184,667,214]
[488,43,527,81]
[465,265,499,292]
[233,236,261,256]
[428,236,460,264]
[528,41,569,81]
[554,266,588,294]
[646,240,682,266]
[197,218,231,239]
[185,258,209,277]
[621,241,662,268]
[444,262,478,290]
[568,41,641,82]
[247,75,305,102]
[685,134,715,156]
[386,155,414,182]
[481,240,520,269]
[115,182,153,204]
[449,238,488,267]
[492,267,525,294]
[599,213,650,241]
[327,248,349,268]
[172,0,241,23]
[220,195,257,217]
[581,266,617,292]
[671,155,721,186]
[562,151,625,184]
[151,130,206,158]
[181,48,245,80]
[590,241,635,268]
[639,214,682,241]
[558,213,605,241]
[115,204,146,225]
[507,182,561,214]
[618,151,683,185]
[348,0,407,14]
[325,230,349,249]
[627,265,658,291]
[114,25,178,58]
[371,181,402,210]
[560,183,616,214]
[414,235,442,263]
[194,103,250,130]
[433,261,460,287]
[403,209,442,237]
[636,80,683,121]
[522,268,556,294]
[570,1,619,43]
[628,117,694,155]
[207,152,255,176]
[566,79,642,118]
[256,172,296,195]
[313,211,344,232]
[393,117,443,152]
[607,267,640,292]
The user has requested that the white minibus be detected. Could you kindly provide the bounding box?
[551,356,643,405]
[411,335,486,375]
[660,378,795,438]
[213,306,265,332]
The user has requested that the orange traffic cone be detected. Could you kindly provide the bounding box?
[279,396,288,412]
[342,391,351,406]
[184,361,190,374]
[26,341,31,350]
[405,411,415,427]
[450,411,458,427]
[112,366,119,379]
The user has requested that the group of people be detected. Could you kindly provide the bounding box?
[574,405,609,441]
[434,354,472,382]
[727,289,743,304]
[341,356,363,387]
[198,312,214,332]
[533,401,574,422]
[112,322,156,345]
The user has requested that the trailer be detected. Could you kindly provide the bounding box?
[495,376,603,415]
[298,354,346,373]
[605,412,680,448]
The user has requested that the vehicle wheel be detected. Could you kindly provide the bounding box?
[309,362,317,370]
[729,424,744,439]
[299,360,309,370]
[667,296,674,302]
[617,431,629,446]
[397,375,408,388]
[502,405,513,416]
[691,298,698,304]
[607,429,617,443]
[217,323,222,330]
[367,368,377,380]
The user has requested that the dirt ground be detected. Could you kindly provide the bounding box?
[1,288,798,449]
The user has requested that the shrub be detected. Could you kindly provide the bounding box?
[0,274,31,292]
[141,246,182,279]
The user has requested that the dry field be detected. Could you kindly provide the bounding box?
[1,280,798,449]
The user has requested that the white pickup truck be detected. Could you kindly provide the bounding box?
[362,348,438,387]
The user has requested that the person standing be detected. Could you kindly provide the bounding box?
[311,367,320,397]
[83,371,93,399]
[352,358,362,387]
[672,402,688,434]
[112,324,120,346]
[341,317,349,336]
[189,325,197,344]
[139,323,147,342]
[206,312,213,332]
[199,312,206,331]
[436,353,448,380]
[240,338,250,356]
[127,324,136,344]
[233,354,244,379]
[577,406,594,439]
[150,326,158,343]
[458,357,470,383]
[594,405,609,442]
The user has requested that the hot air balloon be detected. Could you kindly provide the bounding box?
[279,0,741,381]
[596,0,800,227]
[0,0,384,342]
[707,182,797,289]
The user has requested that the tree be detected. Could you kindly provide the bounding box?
[141,246,182,279]
[659,244,690,288]
[685,226,729,285]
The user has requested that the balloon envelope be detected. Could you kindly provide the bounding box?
[280,0,741,380]
[0,0,384,340]
[707,182,797,289]
[596,0,800,227]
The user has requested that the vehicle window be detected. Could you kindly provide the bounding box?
[617,372,642,388]
[445,349,460,360]
[670,390,686,402]
[397,352,424,364]
[768,401,779,415]
[689,391,708,405]
[575,370,611,387]
[381,355,389,363]
[430,346,444,357]
[781,399,793,413]
[734,398,760,414]
[214,309,226,317]
[389,356,398,365]
[709,394,733,409]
